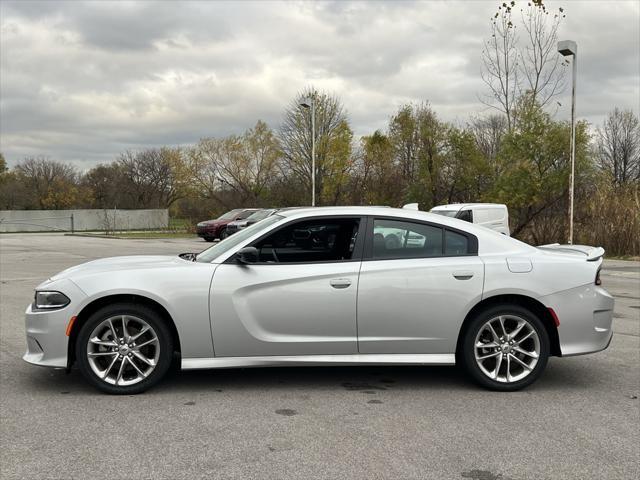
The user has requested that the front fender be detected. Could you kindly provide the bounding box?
[71,264,218,359]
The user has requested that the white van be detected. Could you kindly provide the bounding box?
[430,203,510,235]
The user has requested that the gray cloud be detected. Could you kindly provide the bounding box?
[1,0,638,169]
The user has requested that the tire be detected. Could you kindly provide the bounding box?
[219,228,228,240]
[76,303,174,395]
[203,237,214,242]
[460,304,549,391]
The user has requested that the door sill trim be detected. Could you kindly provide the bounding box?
[181,353,455,370]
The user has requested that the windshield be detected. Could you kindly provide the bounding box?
[237,209,258,220]
[217,209,243,220]
[196,214,284,263]
[431,210,459,218]
[246,209,274,221]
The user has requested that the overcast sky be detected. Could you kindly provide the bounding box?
[1,0,638,169]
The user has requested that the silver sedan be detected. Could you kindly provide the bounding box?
[23,206,614,394]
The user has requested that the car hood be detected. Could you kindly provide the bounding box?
[48,255,189,282]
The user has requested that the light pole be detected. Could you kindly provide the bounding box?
[300,96,316,207]
[558,39,577,244]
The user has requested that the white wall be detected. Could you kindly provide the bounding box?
[0,209,169,232]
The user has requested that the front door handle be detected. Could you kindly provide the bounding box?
[330,278,352,289]
[453,271,474,280]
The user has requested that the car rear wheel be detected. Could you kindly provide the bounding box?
[219,228,228,240]
[76,303,173,394]
[461,305,549,391]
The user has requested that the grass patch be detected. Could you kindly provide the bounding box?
[105,231,197,239]
[68,231,198,239]
[169,217,194,231]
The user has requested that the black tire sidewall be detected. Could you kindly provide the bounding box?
[462,304,550,391]
[76,303,173,395]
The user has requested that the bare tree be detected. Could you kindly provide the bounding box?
[186,138,229,208]
[596,108,640,184]
[278,87,351,205]
[188,121,281,207]
[217,121,281,204]
[520,5,566,109]
[481,1,567,129]
[468,114,508,164]
[481,3,520,130]
[82,163,126,208]
[15,156,78,209]
[117,147,188,208]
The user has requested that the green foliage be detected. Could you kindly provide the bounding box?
[321,120,354,205]
[2,90,637,255]
[358,130,401,206]
[490,96,592,236]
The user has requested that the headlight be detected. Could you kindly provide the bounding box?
[34,291,70,310]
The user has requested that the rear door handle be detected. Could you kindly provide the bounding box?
[453,271,474,280]
[330,278,352,289]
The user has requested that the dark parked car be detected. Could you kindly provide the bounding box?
[225,209,278,236]
[196,208,258,241]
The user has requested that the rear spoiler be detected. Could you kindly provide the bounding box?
[538,243,605,262]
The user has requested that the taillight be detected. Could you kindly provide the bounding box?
[595,268,602,286]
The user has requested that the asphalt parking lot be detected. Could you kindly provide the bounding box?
[1,234,638,480]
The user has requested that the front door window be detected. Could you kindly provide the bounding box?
[253,218,361,263]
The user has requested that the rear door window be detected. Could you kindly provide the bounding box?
[370,218,477,259]
[372,219,442,259]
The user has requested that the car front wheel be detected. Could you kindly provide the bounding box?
[461,305,549,391]
[76,303,173,394]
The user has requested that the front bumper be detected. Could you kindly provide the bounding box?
[540,284,614,357]
[196,224,220,238]
[23,279,87,368]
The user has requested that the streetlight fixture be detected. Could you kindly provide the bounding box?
[558,39,577,244]
[299,96,316,207]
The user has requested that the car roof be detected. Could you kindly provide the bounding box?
[430,203,507,210]
[278,205,470,227]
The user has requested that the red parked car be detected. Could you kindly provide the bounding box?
[196,209,258,242]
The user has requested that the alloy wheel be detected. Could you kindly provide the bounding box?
[474,314,540,383]
[86,315,160,386]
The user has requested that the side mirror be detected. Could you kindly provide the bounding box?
[236,246,258,264]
